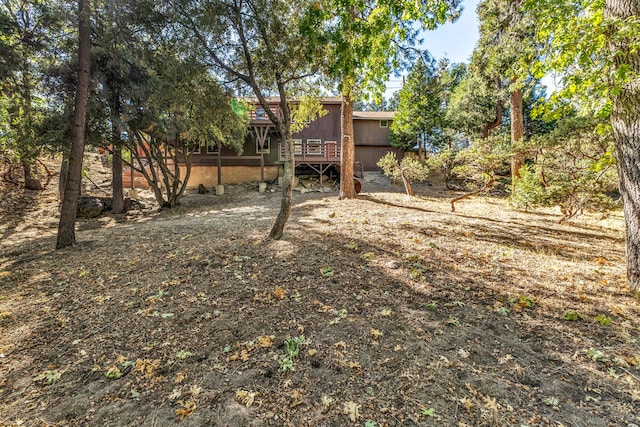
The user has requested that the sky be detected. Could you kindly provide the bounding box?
[385,0,482,97]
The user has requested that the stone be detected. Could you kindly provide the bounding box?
[76,196,104,218]
[386,260,401,269]
[123,198,144,212]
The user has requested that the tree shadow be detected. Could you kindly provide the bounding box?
[0,185,48,241]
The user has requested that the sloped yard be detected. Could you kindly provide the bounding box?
[1,175,639,426]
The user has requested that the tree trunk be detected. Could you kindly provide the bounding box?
[112,144,124,213]
[111,95,124,214]
[510,87,524,192]
[22,160,43,190]
[482,101,503,138]
[59,144,70,200]
[400,169,414,196]
[270,96,293,240]
[339,87,356,199]
[56,0,90,249]
[606,0,640,291]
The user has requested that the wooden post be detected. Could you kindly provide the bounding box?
[217,143,222,185]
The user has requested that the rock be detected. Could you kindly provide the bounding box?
[124,198,144,212]
[97,196,113,211]
[76,196,104,218]
[386,260,401,269]
[198,184,210,194]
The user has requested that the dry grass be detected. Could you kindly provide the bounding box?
[0,172,639,426]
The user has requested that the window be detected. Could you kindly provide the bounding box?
[380,120,388,128]
[256,137,270,154]
[188,142,201,154]
[207,141,219,154]
[306,139,322,155]
[293,139,302,154]
[255,107,266,120]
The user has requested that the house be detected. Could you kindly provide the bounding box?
[124,98,403,190]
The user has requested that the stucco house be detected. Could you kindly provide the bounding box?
[124,98,403,189]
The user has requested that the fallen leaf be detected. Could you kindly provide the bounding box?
[236,389,258,408]
[257,335,275,348]
[343,401,360,422]
[273,287,286,300]
[321,395,334,408]
[175,399,196,420]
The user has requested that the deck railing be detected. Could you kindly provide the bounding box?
[278,141,341,162]
[249,105,283,123]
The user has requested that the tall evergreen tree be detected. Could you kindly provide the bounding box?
[473,0,536,185]
[56,0,90,249]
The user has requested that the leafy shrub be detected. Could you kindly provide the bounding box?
[377,152,431,196]
[511,117,618,222]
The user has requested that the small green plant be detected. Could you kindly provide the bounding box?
[284,336,304,358]
[279,335,305,372]
[420,407,435,417]
[446,315,460,326]
[278,357,295,372]
[516,295,534,308]
[422,302,437,311]
[176,350,194,360]
[321,267,334,278]
[364,420,377,427]
[587,348,605,361]
[104,365,122,379]
[34,369,62,385]
[563,310,585,321]
[330,309,348,325]
[594,314,611,326]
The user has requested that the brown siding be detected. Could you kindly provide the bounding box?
[293,103,342,141]
[354,119,393,147]
[356,146,404,171]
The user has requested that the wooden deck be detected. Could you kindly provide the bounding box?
[278,141,341,163]
[277,141,363,179]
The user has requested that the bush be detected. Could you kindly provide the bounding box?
[511,117,618,222]
[377,152,431,196]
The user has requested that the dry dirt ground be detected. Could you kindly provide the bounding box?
[1,157,639,427]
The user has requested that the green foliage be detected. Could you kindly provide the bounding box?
[563,310,586,321]
[451,136,509,190]
[377,152,431,195]
[474,0,537,86]
[33,369,62,385]
[278,335,305,372]
[391,58,444,151]
[523,0,615,118]
[392,59,468,152]
[284,335,305,358]
[0,0,69,174]
[511,117,618,222]
[301,0,461,100]
[594,315,611,326]
[420,407,435,417]
[425,148,464,189]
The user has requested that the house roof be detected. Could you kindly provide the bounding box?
[353,111,395,120]
[244,96,343,105]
